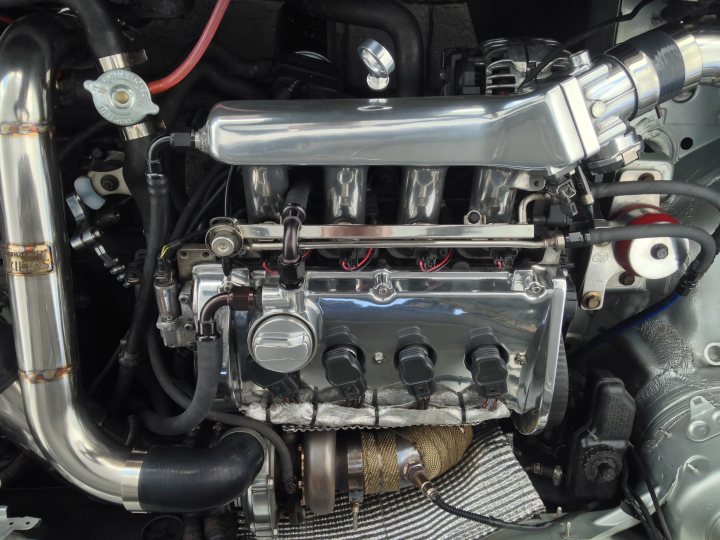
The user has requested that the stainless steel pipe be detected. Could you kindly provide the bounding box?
[399,167,447,224]
[323,166,368,224]
[0,382,42,459]
[0,16,140,507]
[194,25,720,176]
[195,84,595,175]
[242,166,289,223]
[0,17,267,513]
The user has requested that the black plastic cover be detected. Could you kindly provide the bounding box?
[397,345,436,400]
[565,370,635,500]
[249,362,300,399]
[468,345,508,399]
[323,345,366,405]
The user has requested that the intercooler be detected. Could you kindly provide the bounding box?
[238,424,545,540]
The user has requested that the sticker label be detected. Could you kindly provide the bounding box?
[4,243,54,275]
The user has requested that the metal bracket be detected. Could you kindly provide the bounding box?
[89,166,131,197]
[580,240,646,311]
[66,193,127,284]
[687,396,720,442]
[0,507,40,539]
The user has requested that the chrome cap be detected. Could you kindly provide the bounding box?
[250,315,315,373]
[358,39,395,91]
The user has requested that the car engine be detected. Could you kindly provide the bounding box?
[0,0,719,538]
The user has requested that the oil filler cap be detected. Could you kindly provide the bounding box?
[250,315,315,373]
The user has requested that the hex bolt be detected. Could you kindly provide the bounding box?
[183,322,195,331]
[376,285,390,297]
[179,295,189,304]
[514,352,527,366]
[373,352,385,365]
[582,291,602,310]
[619,273,636,286]
[651,243,669,260]
[523,275,544,297]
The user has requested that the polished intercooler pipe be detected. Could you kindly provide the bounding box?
[195,25,720,175]
[0,15,263,512]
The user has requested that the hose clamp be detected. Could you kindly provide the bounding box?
[97,50,149,72]
[121,122,153,142]
[121,450,146,512]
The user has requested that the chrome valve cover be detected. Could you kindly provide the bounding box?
[191,264,567,435]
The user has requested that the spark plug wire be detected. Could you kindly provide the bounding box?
[148,0,231,94]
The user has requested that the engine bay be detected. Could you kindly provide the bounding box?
[0,0,719,538]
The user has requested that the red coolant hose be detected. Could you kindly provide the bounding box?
[148,0,230,94]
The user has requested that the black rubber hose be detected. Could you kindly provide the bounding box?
[282,218,301,262]
[580,224,716,273]
[123,134,154,232]
[184,183,226,235]
[283,176,312,214]
[0,0,125,59]
[169,163,227,241]
[112,136,172,406]
[146,330,296,493]
[1,4,156,228]
[58,120,114,163]
[286,0,424,96]
[429,494,554,531]
[139,336,222,436]
[161,63,266,130]
[590,180,720,248]
[206,43,273,80]
[137,430,264,513]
